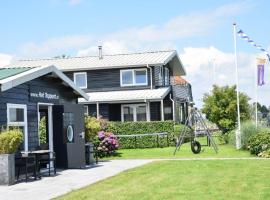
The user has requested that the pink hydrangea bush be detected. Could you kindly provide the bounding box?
[94,131,119,158]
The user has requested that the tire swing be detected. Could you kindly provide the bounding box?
[191,140,201,154]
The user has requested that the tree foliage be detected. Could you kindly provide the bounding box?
[202,85,251,133]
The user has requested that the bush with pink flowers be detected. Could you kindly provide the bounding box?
[94,131,119,158]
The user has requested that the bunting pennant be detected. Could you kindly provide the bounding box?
[257,58,266,86]
[237,29,270,62]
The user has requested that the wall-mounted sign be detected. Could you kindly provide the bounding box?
[29,86,59,103]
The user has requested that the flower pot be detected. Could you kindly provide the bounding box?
[85,142,95,165]
[0,154,15,185]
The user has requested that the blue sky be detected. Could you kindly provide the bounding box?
[0,0,269,107]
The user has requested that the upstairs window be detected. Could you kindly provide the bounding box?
[74,72,87,89]
[120,69,147,86]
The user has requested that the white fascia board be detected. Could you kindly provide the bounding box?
[52,67,89,100]
[78,98,165,104]
[163,50,177,65]
[0,65,89,101]
[78,87,171,104]
[61,63,165,72]
[0,65,53,91]
[176,54,186,75]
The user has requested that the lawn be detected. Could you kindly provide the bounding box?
[104,138,252,159]
[58,160,270,200]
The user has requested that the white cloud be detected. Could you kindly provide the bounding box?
[20,35,92,58]
[77,1,251,56]
[180,46,270,107]
[0,53,13,67]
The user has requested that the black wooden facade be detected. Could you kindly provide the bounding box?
[0,76,78,150]
[64,65,176,122]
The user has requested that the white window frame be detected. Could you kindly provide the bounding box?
[121,104,149,122]
[84,105,89,116]
[7,103,28,151]
[73,72,87,89]
[120,69,148,87]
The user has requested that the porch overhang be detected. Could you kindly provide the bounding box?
[78,87,171,104]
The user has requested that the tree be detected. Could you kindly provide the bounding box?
[202,85,251,133]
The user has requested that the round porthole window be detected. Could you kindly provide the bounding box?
[67,125,74,143]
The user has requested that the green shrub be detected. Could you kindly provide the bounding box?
[39,117,47,144]
[85,117,102,142]
[240,121,259,149]
[216,131,229,145]
[0,129,23,154]
[227,130,236,146]
[248,129,270,155]
[107,121,190,149]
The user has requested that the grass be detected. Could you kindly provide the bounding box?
[103,138,252,159]
[58,160,270,200]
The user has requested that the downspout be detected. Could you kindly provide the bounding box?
[169,94,176,134]
[146,64,153,89]
[169,94,175,122]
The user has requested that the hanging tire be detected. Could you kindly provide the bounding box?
[191,141,201,154]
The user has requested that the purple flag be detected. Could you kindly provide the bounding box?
[257,58,266,86]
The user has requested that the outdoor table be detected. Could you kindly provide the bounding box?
[21,150,53,179]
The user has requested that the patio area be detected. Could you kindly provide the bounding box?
[0,160,152,200]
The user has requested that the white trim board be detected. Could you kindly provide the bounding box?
[0,65,89,100]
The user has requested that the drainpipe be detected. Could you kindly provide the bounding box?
[146,100,150,122]
[96,102,100,119]
[169,94,175,122]
[146,64,153,89]
[161,100,164,121]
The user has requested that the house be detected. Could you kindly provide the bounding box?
[6,48,193,123]
[0,65,89,168]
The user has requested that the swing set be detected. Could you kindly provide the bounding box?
[174,107,218,155]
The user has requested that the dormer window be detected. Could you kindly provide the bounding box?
[74,72,87,89]
[120,69,147,87]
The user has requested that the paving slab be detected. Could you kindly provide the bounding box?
[0,159,152,200]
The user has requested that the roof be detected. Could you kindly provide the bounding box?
[171,76,189,85]
[0,65,89,100]
[5,50,186,76]
[79,87,171,103]
[0,67,32,80]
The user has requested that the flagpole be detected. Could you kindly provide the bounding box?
[233,23,241,149]
[213,58,216,85]
[255,61,258,128]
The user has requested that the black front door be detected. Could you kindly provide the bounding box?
[53,104,85,169]
[65,104,85,168]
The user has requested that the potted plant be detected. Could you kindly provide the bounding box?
[0,129,23,185]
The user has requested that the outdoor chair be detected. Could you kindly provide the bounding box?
[15,152,37,182]
[37,143,56,176]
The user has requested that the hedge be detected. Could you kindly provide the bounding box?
[107,121,191,149]
[248,128,270,157]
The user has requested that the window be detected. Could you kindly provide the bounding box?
[157,66,163,86]
[120,69,147,86]
[121,104,147,122]
[74,72,87,89]
[164,105,172,120]
[164,67,170,85]
[7,104,28,150]
[84,105,89,116]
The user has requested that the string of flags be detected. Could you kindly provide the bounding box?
[237,28,268,86]
[237,29,270,62]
